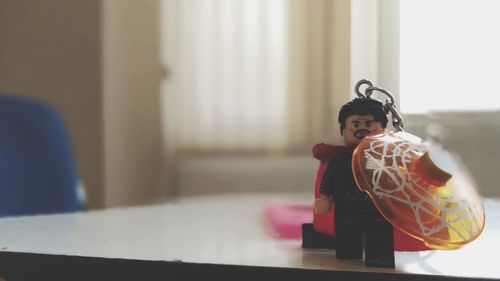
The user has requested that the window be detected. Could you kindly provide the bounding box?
[400,0,500,113]
[397,0,500,198]
[161,0,288,152]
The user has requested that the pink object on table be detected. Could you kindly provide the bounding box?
[262,203,313,239]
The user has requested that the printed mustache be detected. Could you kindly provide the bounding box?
[354,129,370,139]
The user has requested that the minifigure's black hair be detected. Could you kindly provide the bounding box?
[338,97,389,135]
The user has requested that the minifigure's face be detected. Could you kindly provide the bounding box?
[343,114,384,146]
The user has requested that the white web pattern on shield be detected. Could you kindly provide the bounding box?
[363,138,481,242]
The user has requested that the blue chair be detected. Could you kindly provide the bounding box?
[0,95,83,217]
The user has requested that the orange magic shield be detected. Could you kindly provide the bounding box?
[352,130,485,250]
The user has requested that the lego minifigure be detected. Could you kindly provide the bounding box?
[314,96,395,268]
[307,80,485,267]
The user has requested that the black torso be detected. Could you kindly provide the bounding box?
[320,147,378,214]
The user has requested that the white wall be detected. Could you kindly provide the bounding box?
[174,155,317,197]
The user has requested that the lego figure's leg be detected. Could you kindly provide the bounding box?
[364,217,395,268]
[334,215,363,259]
[301,223,336,249]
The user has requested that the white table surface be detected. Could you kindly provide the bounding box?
[0,193,499,279]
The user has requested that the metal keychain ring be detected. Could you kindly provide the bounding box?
[353,79,404,131]
[355,79,374,98]
[366,86,396,106]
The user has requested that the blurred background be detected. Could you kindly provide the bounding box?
[0,0,498,211]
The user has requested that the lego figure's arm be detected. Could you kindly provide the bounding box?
[314,159,336,214]
[314,195,330,214]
